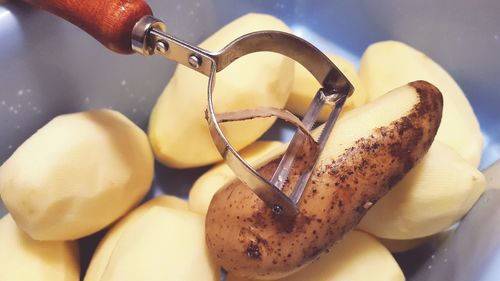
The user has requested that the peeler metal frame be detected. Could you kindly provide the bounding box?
[132,16,354,217]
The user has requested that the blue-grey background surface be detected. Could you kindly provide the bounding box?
[0,0,499,280]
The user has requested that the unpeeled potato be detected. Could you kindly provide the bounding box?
[85,195,219,281]
[358,141,485,239]
[149,13,294,168]
[359,41,482,167]
[0,214,80,281]
[206,81,443,279]
[286,53,367,121]
[0,109,154,241]
[227,231,404,281]
[189,141,283,215]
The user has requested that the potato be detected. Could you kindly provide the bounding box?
[85,195,190,281]
[145,195,189,211]
[0,109,154,241]
[359,41,482,167]
[227,231,404,281]
[189,141,283,215]
[0,214,80,280]
[378,237,430,253]
[286,53,367,121]
[358,141,485,239]
[85,196,219,281]
[206,81,443,279]
[149,13,294,168]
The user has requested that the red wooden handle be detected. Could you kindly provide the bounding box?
[25,0,153,54]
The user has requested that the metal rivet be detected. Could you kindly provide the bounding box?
[188,55,201,68]
[272,205,283,215]
[155,40,169,53]
[320,89,341,106]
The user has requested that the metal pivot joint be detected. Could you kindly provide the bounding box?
[131,15,354,218]
[132,15,215,76]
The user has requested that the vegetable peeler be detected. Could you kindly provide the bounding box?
[24,0,354,218]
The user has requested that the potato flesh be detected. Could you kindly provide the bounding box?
[317,83,417,163]
[0,214,80,281]
[359,41,482,167]
[227,231,404,281]
[148,13,294,168]
[378,236,431,253]
[206,81,443,279]
[0,109,154,241]
[286,53,367,121]
[358,141,486,239]
[85,196,219,281]
[84,195,189,281]
[189,141,284,215]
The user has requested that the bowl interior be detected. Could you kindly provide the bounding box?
[1,0,499,279]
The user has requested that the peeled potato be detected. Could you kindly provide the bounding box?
[85,196,219,281]
[227,231,404,281]
[378,237,431,253]
[286,53,367,121]
[0,109,154,241]
[0,214,80,280]
[149,13,294,168]
[359,41,482,167]
[358,141,486,239]
[85,195,189,281]
[189,141,283,215]
[137,195,189,211]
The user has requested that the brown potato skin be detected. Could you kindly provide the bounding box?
[206,81,443,279]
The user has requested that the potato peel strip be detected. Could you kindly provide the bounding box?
[214,107,317,145]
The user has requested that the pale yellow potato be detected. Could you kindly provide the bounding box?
[0,109,154,241]
[85,195,189,281]
[86,204,219,281]
[286,53,367,121]
[149,13,294,168]
[358,141,486,239]
[359,41,482,167]
[378,228,454,253]
[0,214,80,281]
[227,231,404,281]
[189,141,283,215]
[146,195,189,211]
[378,236,431,253]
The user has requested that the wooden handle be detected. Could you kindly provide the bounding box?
[25,0,153,54]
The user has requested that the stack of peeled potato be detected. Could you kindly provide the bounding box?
[0,13,485,281]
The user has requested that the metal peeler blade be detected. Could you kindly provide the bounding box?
[132,15,354,217]
[276,90,349,206]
